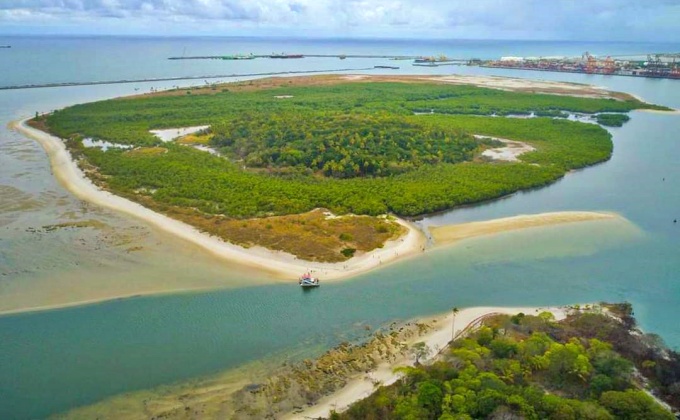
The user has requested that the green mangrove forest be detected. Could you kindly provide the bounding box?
[35,77,663,257]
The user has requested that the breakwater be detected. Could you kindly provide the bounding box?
[168,54,422,60]
[0,67,377,91]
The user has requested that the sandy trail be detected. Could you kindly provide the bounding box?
[285,305,573,419]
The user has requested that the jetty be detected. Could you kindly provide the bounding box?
[0,67,378,91]
[168,54,425,60]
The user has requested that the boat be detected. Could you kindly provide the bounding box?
[374,65,399,69]
[299,273,320,287]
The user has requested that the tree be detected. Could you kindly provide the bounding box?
[417,380,444,417]
[411,342,432,365]
[599,390,674,420]
[452,307,460,342]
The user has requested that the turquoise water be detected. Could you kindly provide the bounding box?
[0,37,679,419]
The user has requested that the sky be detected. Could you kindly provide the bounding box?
[1,0,679,41]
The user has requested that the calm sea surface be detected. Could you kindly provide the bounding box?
[0,36,679,419]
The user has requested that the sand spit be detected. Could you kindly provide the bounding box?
[334,74,634,101]
[430,211,619,247]
[13,119,426,283]
[286,305,575,419]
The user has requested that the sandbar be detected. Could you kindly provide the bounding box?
[430,211,619,247]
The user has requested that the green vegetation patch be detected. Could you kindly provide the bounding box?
[337,309,676,420]
[596,113,631,127]
[40,80,654,224]
[211,112,494,178]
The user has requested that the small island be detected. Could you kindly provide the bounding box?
[22,74,668,277]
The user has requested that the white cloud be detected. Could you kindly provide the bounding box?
[0,0,679,40]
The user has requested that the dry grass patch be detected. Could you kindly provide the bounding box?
[159,207,405,263]
[124,147,168,157]
[176,133,212,145]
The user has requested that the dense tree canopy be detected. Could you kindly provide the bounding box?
[210,112,492,178]
[40,80,653,220]
[337,310,675,420]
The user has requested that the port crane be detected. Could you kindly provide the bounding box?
[581,52,597,73]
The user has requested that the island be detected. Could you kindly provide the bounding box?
[19,74,669,279]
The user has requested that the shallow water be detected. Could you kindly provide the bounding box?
[0,36,679,418]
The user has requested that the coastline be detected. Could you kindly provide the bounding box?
[55,304,577,419]
[12,118,427,282]
[284,304,574,419]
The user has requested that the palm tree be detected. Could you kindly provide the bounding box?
[451,307,460,342]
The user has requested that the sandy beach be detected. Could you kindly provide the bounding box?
[285,304,574,419]
[13,118,427,283]
[430,211,619,247]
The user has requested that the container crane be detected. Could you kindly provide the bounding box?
[582,52,597,73]
[603,56,616,74]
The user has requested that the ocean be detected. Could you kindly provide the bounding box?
[0,35,679,419]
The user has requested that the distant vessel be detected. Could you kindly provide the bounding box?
[374,65,399,69]
[270,53,304,59]
[0,45,10,49]
[299,273,320,287]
